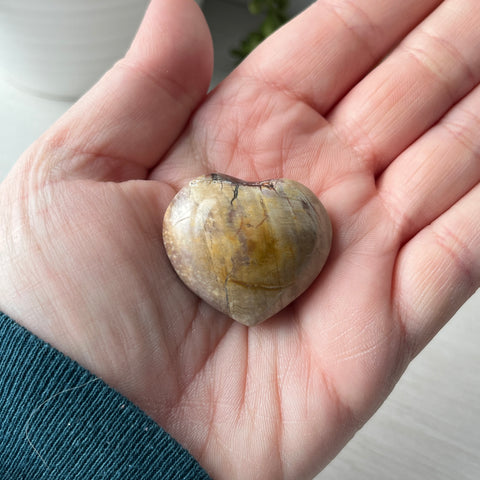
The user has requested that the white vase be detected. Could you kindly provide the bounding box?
[0,0,150,99]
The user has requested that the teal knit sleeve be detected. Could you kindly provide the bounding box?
[0,313,211,480]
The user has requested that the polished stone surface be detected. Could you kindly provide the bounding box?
[163,174,332,325]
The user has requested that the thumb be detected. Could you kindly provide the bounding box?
[24,0,213,183]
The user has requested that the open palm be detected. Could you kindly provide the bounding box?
[1,0,479,479]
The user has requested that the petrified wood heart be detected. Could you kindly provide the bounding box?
[162,174,332,326]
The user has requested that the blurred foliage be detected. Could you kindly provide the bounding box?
[231,0,290,61]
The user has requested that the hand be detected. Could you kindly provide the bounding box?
[1,0,479,478]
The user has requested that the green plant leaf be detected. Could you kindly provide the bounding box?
[232,0,290,61]
[248,0,266,15]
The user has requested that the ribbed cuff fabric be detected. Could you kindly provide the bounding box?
[0,313,211,480]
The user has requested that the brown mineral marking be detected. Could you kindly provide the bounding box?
[258,194,268,219]
[228,278,293,290]
[254,214,268,228]
[224,269,234,315]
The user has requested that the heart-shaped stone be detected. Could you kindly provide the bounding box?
[162,174,332,326]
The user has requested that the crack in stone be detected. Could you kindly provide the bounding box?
[230,184,239,205]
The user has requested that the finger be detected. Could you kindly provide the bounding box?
[238,0,441,114]
[33,0,213,181]
[152,0,442,190]
[330,0,480,176]
[377,81,480,245]
[393,183,480,358]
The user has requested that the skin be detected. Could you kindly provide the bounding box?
[0,0,479,478]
